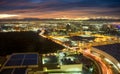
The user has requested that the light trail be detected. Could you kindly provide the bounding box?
[39,32,113,74]
[83,49,113,74]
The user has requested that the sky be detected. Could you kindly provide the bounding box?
[0,0,120,19]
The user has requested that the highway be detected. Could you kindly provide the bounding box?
[39,31,114,74]
[83,49,113,74]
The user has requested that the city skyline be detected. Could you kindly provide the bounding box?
[0,0,120,19]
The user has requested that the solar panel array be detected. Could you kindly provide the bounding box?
[0,53,38,74]
[0,68,27,74]
[4,53,38,68]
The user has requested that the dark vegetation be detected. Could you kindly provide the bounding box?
[94,43,120,61]
[0,31,64,56]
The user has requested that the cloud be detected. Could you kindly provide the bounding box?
[0,0,120,18]
[0,14,19,19]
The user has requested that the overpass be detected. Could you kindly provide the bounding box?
[38,29,120,74]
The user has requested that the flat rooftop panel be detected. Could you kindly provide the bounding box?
[22,59,37,65]
[10,54,24,60]
[3,53,38,68]
[25,54,38,59]
[5,60,22,66]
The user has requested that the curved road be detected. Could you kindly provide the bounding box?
[39,31,113,74]
[83,49,113,74]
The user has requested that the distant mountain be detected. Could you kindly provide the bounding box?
[0,18,120,21]
[88,18,120,21]
[0,18,69,21]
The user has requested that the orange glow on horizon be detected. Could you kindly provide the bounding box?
[0,14,19,19]
[0,11,119,20]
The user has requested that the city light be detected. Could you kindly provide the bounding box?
[0,0,120,74]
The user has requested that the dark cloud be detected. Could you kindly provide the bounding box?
[0,0,120,18]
